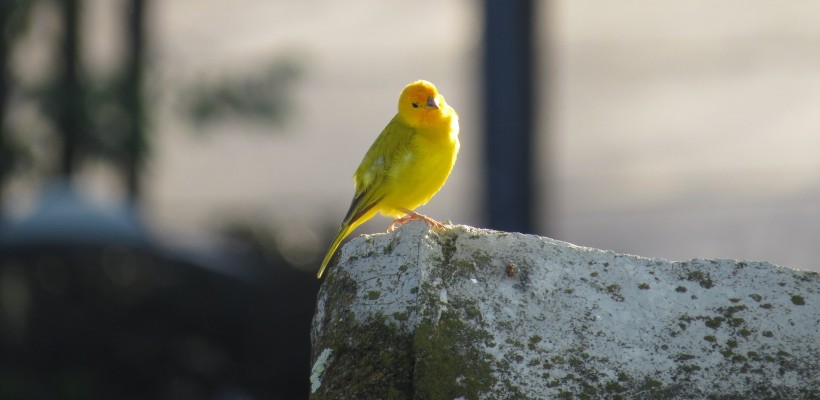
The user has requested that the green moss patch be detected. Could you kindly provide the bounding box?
[686,271,715,289]
[312,314,414,400]
[413,310,496,399]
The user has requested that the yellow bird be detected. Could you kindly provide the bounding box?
[317,80,460,278]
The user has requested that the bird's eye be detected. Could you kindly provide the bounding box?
[411,102,419,108]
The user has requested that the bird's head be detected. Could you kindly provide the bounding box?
[397,80,451,128]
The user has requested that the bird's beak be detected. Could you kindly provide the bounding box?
[426,96,439,109]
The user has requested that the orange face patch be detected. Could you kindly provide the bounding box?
[398,80,445,128]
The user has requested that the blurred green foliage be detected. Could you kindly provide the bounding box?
[183,58,302,130]
[0,0,303,202]
[0,0,37,183]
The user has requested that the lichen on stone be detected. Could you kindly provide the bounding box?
[311,222,820,399]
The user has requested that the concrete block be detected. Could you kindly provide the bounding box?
[311,221,819,399]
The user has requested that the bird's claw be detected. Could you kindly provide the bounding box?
[388,215,416,232]
[388,209,446,232]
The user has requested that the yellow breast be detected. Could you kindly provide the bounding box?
[380,115,459,217]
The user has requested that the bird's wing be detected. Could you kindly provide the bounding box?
[342,116,415,224]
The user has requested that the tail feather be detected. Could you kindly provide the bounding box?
[317,224,353,279]
[318,195,381,279]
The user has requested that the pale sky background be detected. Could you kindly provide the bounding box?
[5,0,820,271]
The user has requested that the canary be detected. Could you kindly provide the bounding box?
[317,80,460,278]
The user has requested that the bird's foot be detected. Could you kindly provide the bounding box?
[388,215,416,232]
[386,208,446,232]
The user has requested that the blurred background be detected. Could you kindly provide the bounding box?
[0,0,818,398]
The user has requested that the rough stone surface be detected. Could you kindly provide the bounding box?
[310,221,819,399]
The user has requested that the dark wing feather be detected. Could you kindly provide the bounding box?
[343,116,415,224]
